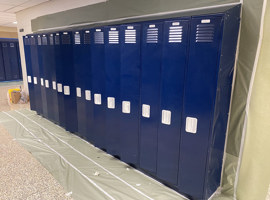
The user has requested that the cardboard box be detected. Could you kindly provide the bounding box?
[10,91,21,104]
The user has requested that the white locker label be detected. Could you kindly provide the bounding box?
[107,97,115,109]
[57,83,62,92]
[52,81,57,90]
[122,101,130,113]
[162,110,171,125]
[40,78,44,86]
[33,77,37,85]
[64,86,70,95]
[94,94,101,105]
[85,90,91,100]
[142,104,150,118]
[185,117,198,134]
[27,76,32,83]
[76,87,81,97]
[45,80,49,88]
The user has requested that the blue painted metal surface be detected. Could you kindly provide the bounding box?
[40,34,59,122]
[139,22,163,174]
[156,19,189,185]
[104,26,121,156]
[30,35,43,115]
[60,32,78,133]
[0,43,6,81]
[73,30,92,139]
[1,41,21,81]
[54,33,66,127]
[90,27,106,149]
[119,24,141,165]
[23,36,36,111]
[37,35,48,118]
[178,15,224,199]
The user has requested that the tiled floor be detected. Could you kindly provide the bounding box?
[0,81,71,200]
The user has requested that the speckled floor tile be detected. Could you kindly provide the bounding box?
[0,125,72,200]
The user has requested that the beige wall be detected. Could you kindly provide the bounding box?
[0,26,18,38]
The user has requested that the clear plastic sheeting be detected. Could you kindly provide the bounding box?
[0,109,236,200]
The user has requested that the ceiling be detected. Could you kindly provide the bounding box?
[0,0,50,27]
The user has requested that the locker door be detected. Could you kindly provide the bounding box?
[47,34,60,123]
[60,32,78,133]
[91,28,106,148]
[157,19,189,185]
[120,24,141,165]
[73,30,92,139]
[55,33,66,127]
[30,35,43,115]
[23,36,36,111]
[0,43,6,81]
[41,34,55,122]
[16,42,22,79]
[2,41,21,80]
[104,26,121,156]
[38,35,48,118]
[139,22,163,173]
[178,16,224,200]
[1,42,13,80]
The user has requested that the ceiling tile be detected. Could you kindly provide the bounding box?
[0,4,14,12]
[5,6,25,13]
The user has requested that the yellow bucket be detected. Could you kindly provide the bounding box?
[7,88,21,103]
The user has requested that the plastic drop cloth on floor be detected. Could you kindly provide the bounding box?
[0,109,231,200]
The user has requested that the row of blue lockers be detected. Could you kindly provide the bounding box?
[23,5,240,200]
[0,39,22,82]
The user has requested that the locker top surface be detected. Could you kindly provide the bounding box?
[31,4,241,34]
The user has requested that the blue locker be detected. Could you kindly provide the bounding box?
[73,30,92,139]
[16,43,22,80]
[178,9,240,199]
[23,36,36,111]
[157,19,189,185]
[104,26,121,156]
[119,24,141,165]
[90,28,106,149]
[60,32,78,133]
[0,43,6,81]
[139,22,163,173]
[2,41,21,81]
[41,34,59,122]
[54,33,66,127]
[30,35,43,115]
[37,35,48,118]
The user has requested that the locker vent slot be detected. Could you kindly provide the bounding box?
[146,27,158,43]
[55,35,60,45]
[2,43,7,47]
[125,29,136,44]
[30,37,35,45]
[49,36,54,45]
[109,30,119,44]
[42,37,47,45]
[94,31,104,44]
[84,33,90,44]
[74,33,80,44]
[62,34,71,44]
[196,24,214,43]
[10,43,15,47]
[169,25,183,43]
[37,37,42,45]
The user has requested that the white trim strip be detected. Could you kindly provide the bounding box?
[37,3,241,32]
[15,110,154,200]
[234,0,268,199]
[3,111,115,200]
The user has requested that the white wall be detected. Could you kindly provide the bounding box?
[15,0,105,93]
